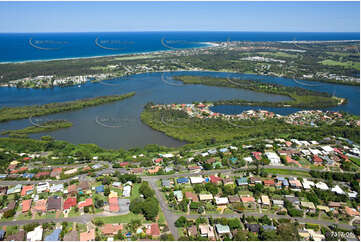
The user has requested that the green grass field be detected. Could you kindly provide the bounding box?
[264,168,311,177]
[320,59,360,71]
[257,51,298,59]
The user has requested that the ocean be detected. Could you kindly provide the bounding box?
[0,31,359,63]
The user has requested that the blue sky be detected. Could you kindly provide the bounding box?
[0,1,359,32]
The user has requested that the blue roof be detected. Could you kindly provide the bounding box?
[282,180,289,186]
[45,229,61,241]
[0,230,5,239]
[219,148,229,153]
[262,225,276,231]
[95,185,104,193]
[177,177,189,184]
[23,173,34,178]
[236,178,248,185]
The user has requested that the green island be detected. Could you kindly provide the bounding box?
[173,75,345,108]
[0,92,135,122]
[141,104,359,144]
[1,120,73,137]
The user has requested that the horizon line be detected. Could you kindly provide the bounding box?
[0,30,360,34]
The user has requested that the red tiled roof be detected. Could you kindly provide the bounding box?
[63,197,77,210]
[345,206,360,216]
[154,158,163,163]
[241,196,255,203]
[80,229,95,241]
[35,171,50,178]
[146,224,160,237]
[109,197,119,212]
[185,191,199,202]
[78,198,93,208]
[263,180,275,186]
[101,224,123,235]
[33,199,47,212]
[21,185,33,196]
[209,175,222,184]
[67,184,77,193]
[313,155,323,163]
[50,168,62,177]
[22,199,32,213]
[119,162,129,167]
[252,152,262,161]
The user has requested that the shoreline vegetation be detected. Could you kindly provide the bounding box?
[1,120,73,137]
[0,92,135,122]
[140,105,359,144]
[172,75,345,108]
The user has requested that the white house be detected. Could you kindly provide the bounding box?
[315,182,329,190]
[26,226,43,242]
[37,182,50,193]
[50,184,64,193]
[215,197,229,206]
[331,185,345,195]
[265,152,281,165]
[302,179,315,190]
[190,176,204,184]
[122,185,131,197]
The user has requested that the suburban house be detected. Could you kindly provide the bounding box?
[199,193,213,201]
[22,199,32,213]
[47,197,61,211]
[26,226,43,242]
[63,197,77,211]
[185,191,199,202]
[145,223,160,238]
[80,229,95,241]
[101,224,123,236]
[173,190,183,202]
[199,224,215,240]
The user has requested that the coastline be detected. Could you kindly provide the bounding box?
[0,42,215,65]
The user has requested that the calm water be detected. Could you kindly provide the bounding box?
[0,31,359,63]
[0,71,359,149]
